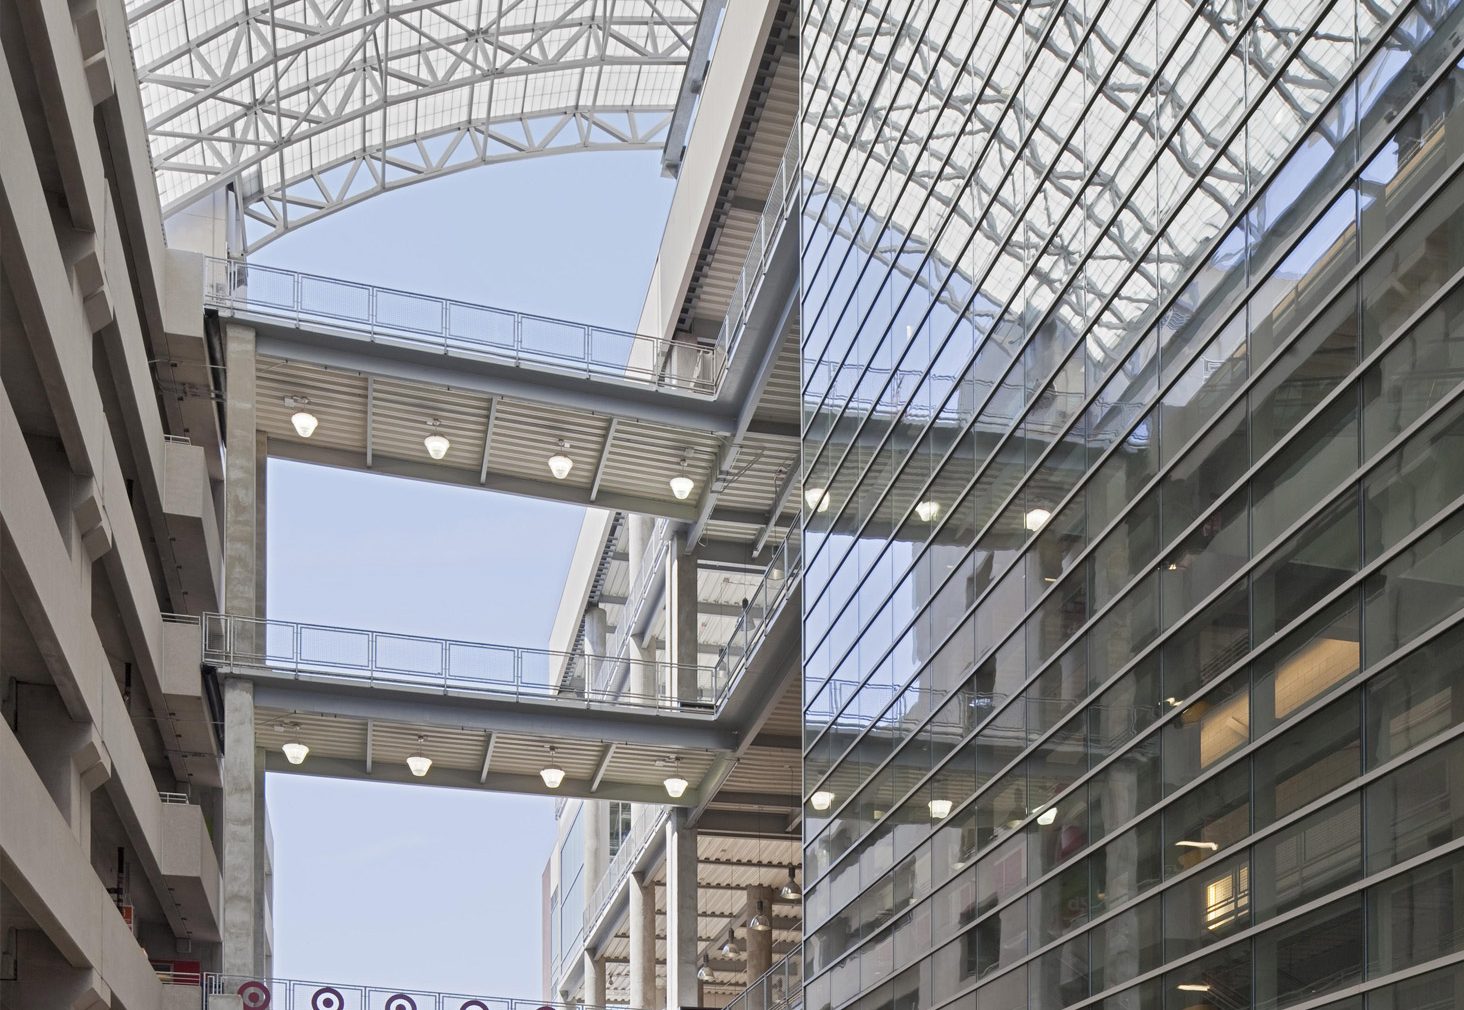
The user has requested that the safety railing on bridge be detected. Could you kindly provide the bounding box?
[201,614,721,714]
[203,258,721,395]
[716,131,799,365]
[203,975,637,1010]
[722,945,802,1010]
[706,532,800,692]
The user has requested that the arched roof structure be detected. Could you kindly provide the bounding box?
[125,0,705,249]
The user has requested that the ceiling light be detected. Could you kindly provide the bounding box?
[540,747,565,789]
[915,500,941,523]
[810,790,835,812]
[670,456,695,500]
[663,758,688,799]
[720,931,740,957]
[1175,840,1220,851]
[1177,984,1212,993]
[1024,507,1051,532]
[805,487,830,513]
[548,440,574,480]
[281,740,309,765]
[780,865,802,900]
[697,957,712,983]
[423,420,449,460]
[284,398,318,438]
[929,798,953,820]
[749,900,771,931]
[406,737,432,777]
[1036,806,1058,826]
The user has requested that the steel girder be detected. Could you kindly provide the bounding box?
[125,0,705,249]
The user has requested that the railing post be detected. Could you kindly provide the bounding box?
[293,622,301,677]
[441,639,449,694]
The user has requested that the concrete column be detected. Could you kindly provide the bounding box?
[629,871,657,1010]
[584,798,607,894]
[583,604,609,694]
[584,951,607,1007]
[221,322,264,978]
[664,811,698,1010]
[627,515,654,576]
[223,323,258,619]
[744,885,775,982]
[221,679,256,976]
[665,537,700,705]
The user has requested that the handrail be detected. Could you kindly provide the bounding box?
[203,258,722,396]
[716,131,800,364]
[721,944,802,1010]
[202,974,640,1010]
[200,614,723,713]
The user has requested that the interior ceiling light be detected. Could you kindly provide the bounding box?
[928,798,953,820]
[406,736,432,777]
[540,747,565,789]
[1024,507,1052,532]
[1175,840,1220,851]
[804,487,831,513]
[720,931,740,957]
[548,440,574,480]
[663,758,688,799]
[749,899,771,931]
[669,456,695,500]
[1177,984,1212,993]
[810,790,835,812]
[1036,806,1058,826]
[284,396,317,438]
[915,500,941,523]
[696,956,712,982]
[780,865,802,900]
[423,420,450,460]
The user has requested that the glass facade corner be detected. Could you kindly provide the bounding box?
[798,2,1464,1010]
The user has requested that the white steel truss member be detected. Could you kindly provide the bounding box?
[125,0,706,250]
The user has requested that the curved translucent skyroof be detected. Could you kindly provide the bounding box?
[126,0,704,248]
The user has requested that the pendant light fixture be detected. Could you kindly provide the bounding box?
[663,756,689,799]
[780,865,802,900]
[406,736,432,777]
[1024,506,1051,532]
[810,789,835,812]
[281,740,309,765]
[540,747,565,789]
[423,419,450,460]
[720,930,740,957]
[669,455,695,500]
[696,956,712,982]
[749,899,771,931]
[548,440,574,479]
[804,487,830,513]
[915,500,941,523]
[284,396,317,437]
[928,798,953,820]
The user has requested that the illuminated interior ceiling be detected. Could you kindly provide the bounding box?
[125,0,705,249]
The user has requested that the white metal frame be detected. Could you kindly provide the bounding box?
[125,0,706,250]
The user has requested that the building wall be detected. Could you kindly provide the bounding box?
[0,0,230,1004]
[798,3,1464,1010]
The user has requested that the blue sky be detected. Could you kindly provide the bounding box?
[256,151,675,997]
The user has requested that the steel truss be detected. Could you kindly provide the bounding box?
[125,0,705,249]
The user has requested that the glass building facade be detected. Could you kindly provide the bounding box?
[798,2,1464,1010]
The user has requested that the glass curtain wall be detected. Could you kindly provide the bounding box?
[798,2,1464,1010]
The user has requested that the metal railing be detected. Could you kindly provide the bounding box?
[706,532,800,691]
[203,975,639,1010]
[722,945,802,1010]
[159,791,190,804]
[203,258,721,396]
[716,131,800,363]
[201,614,721,713]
